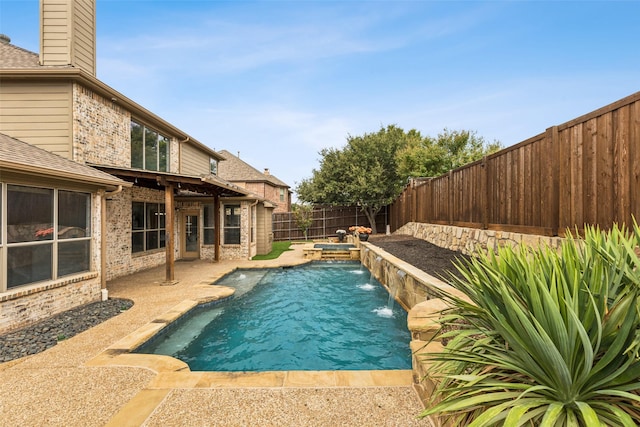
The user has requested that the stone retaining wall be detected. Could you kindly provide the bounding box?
[396,222,563,255]
[360,223,559,426]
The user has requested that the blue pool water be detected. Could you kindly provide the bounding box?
[136,262,411,371]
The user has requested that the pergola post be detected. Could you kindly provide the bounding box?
[214,194,220,261]
[165,182,175,282]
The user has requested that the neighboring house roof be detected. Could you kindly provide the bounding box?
[0,41,225,162]
[218,150,290,188]
[0,133,129,189]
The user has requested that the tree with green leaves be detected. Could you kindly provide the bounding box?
[296,125,500,234]
[291,203,314,240]
[296,125,412,234]
[397,128,501,178]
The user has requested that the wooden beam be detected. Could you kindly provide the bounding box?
[165,183,175,281]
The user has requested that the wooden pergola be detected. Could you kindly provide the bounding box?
[94,166,249,283]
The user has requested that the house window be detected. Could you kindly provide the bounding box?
[280,188,285,202]
[223,204,241,245]
[131,120,169,172]
[203,204,216,245]
[3,184,91,290]
[209,157,218,175]
[58,191,91,276]
[131,202,166,253]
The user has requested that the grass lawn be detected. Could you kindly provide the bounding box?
[251,241,293,260]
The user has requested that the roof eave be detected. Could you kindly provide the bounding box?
[0,159,131,190]
[0,68,224,161]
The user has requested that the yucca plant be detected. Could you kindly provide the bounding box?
[421,223,640,426]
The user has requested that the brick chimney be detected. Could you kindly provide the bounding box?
[264,168,270,176]
[40,0,96,76]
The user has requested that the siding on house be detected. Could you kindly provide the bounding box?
[40,0,96,75]
[0,81,73,159]
[181,142,210,176]
[256,203,273,255]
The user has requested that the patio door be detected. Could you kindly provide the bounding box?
[181,211,199,259]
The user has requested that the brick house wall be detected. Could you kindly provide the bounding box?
[105,186,169,280]
[219,201,251,260]
[0,273,101,334]
[73,84,180,173]
[73,84,131,167]
[0,191,104,334]
[243,182,289,213]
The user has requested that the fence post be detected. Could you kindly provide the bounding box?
[482,156,489,229]
[547,125,560,236]
[323,207,326,239]
[448,170,453,225]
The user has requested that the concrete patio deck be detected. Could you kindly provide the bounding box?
[0,244,430,426]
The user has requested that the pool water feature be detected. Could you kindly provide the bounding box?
[136,262,410,372]
[313,243,356,250]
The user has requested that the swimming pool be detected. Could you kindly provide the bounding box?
[136,262,411,371]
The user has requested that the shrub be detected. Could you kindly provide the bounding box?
[421,223,640,426]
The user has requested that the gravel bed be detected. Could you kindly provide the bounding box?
[0,298,133,363]
[369,234,471,281]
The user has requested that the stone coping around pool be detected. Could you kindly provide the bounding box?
[86,260,413,391]
[87,284,237,372]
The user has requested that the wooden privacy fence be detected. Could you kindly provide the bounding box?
[273,206,389,241]
[390,91,640,237]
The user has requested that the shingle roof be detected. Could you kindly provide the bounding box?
[0,41,71,69]
[217,150,289,188]
[0,133,128,188]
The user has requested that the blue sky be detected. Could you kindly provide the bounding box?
[1,1,639,197]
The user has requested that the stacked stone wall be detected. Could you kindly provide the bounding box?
[396,222,563,255]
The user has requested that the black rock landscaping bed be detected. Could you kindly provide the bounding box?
[0,298,133,363]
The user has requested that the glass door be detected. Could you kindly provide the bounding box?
[182,212,199,258]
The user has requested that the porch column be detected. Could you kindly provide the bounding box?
[165,183,175,281]
[214,194,220,261]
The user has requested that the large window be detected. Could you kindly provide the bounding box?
[132,202,166,253]
[131,120,169,172]
[223,204,241,245]
[203,203,216,245]
[2,184,91,290]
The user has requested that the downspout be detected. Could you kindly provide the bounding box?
[100,185,123,300]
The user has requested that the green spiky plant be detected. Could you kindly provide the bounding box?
[421,223,640,426]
